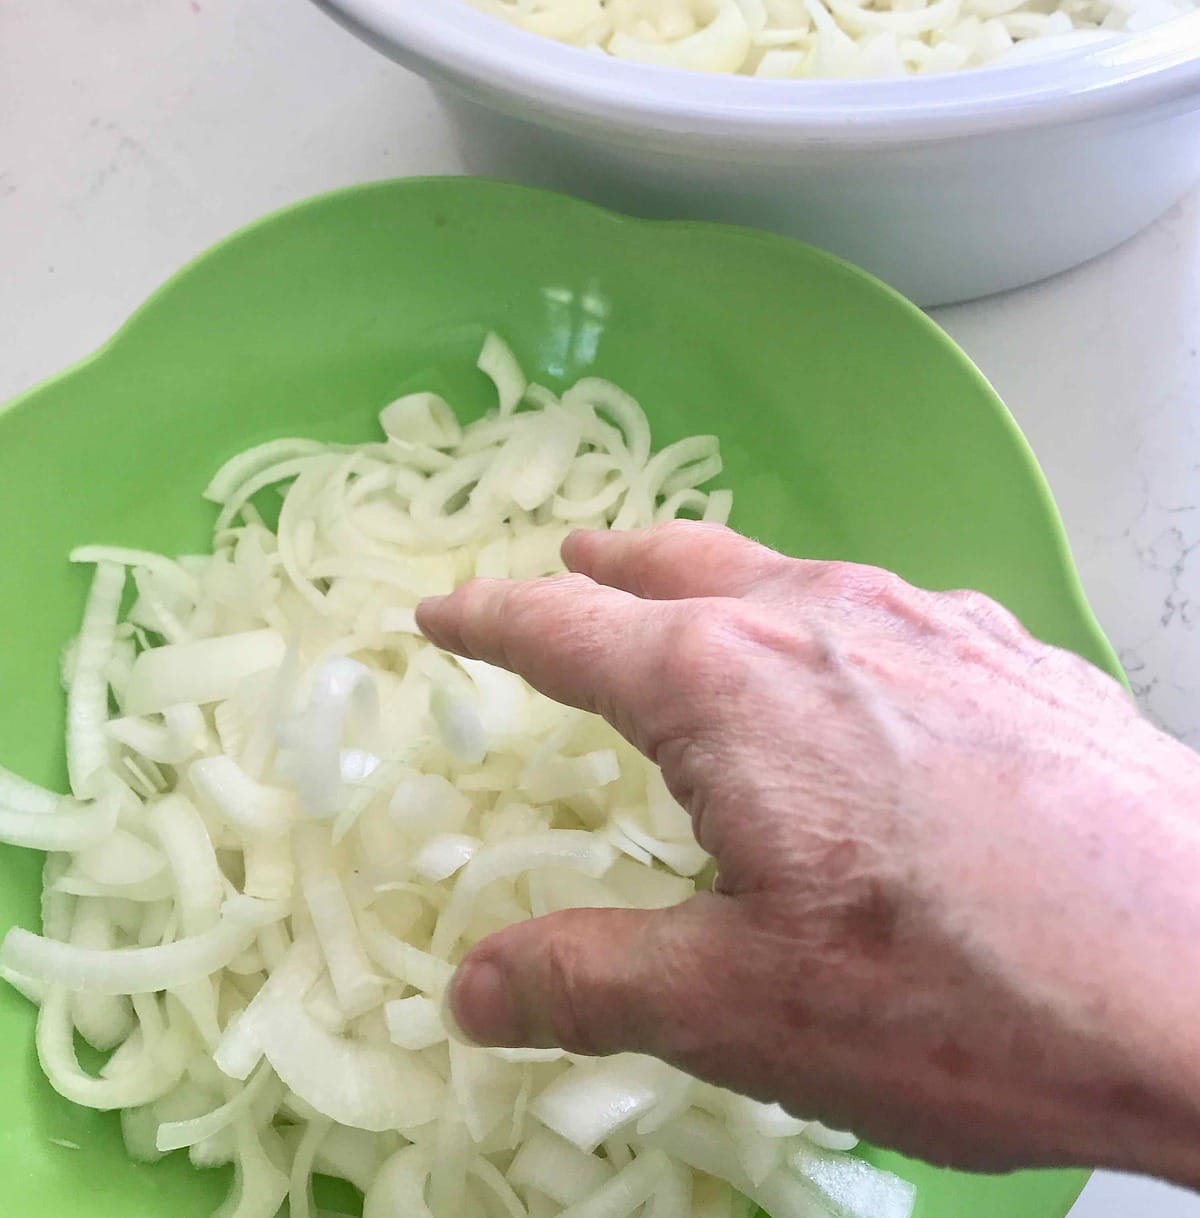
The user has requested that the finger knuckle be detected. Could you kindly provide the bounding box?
[644,517,700,543]
[539,570,596,598]
[542,932,607,1056]
[635,520,733,589]
[447,578,502,654]
[480,577,526,643]
[1040,644,1123,696]
[662,604,744,689]
[449,576,497,616]
[507,572,589,630]
[647,518,730,543]
[809,561,910,607]
[944,588,1029,640]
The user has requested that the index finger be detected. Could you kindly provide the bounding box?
[564,521,792,602]
[415,573,684,754]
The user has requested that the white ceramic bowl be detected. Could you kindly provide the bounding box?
[314,0,1200,304]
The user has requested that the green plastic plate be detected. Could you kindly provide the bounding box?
[0,178,1110,1218]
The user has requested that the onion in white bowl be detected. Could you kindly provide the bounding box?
[467,0,1198,77]
[0,335,914,1218]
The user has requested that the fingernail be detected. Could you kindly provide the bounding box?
[444,958,520,1047]
[415,596,447,643]
[440,980,478,1046]
[563,528,601,547]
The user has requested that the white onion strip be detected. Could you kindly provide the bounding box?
[36,989,182,1110]
[148,794,225,935]
[0,796,118,851]
[123,630,287,716]
[66,561,124,798]
[0,762,66,815]
[2,904,271,995]
[261,998,442,1132]
[156,1062,278,1151]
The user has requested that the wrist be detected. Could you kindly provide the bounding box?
[1063,770,1200,1186]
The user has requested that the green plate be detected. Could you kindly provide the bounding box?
[0,178,1110,1218]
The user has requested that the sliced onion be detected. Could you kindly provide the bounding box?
[358,914,454,997]
[555,1149,670,1218]
[521,750,620,803]
[451,1039,523,1142]
[156,1063,278,1151]
[531,1055,677,1154]
[0,796,118,851]
[389,772,471,837]
[604,857,695,909]
[735,1095,811,1140]
[610,811,709,877]
[191,755,296,837]
[124,630,287,716]
[243,833,296,902]
[477,332,527,418]
[71,829,166,888]
[215,1113,291,1218]
[108,704,207,765]
[260,999,441,1132]
[645,1157,693,1218]
[311,1124,388,1194]
[289,1114,334,1218]
[384,994,445,1050]
[214,937,322,1080]
[0,762,65,815]
[3,909,266,995]
[277,656,379,817]
[149,794,225,935]
[412,832,480,883]
[470,1155,530,1218]
[641,1109,750,1195]
[508,1126,615,1204]
[507,407,584,512]
[790,1142,917,1218]
[430,679,488,765]
[431,830,614,958]
[66,562,124,797]
[1,965,45,1005]
[804,1120,860,1151]
[363,1145,433,1218]
[68,898,135,1051]
[36,989,181,1110]
[296,825,383,1016]
[380,392,463,448]
[204,438,336,505]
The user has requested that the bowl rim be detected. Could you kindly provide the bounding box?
[0,176,1108,1218]
[0,174,1122,692]
[315,0,1200,146]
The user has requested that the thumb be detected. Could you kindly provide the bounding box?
[445,893,749,1062]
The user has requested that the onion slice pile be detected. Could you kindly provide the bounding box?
[0,335,914,1218]
[468,0,1199,77]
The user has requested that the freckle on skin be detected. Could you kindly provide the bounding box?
[1107,1081,1156,1119]
[1010,1028,1048,1073]
[840,881,900,955]
[929,1038,973,1077]
[782,992,813,1032]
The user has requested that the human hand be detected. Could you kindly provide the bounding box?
[417,522,1200,1185]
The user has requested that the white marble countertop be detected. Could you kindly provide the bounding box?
[2,1,1198,1214]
